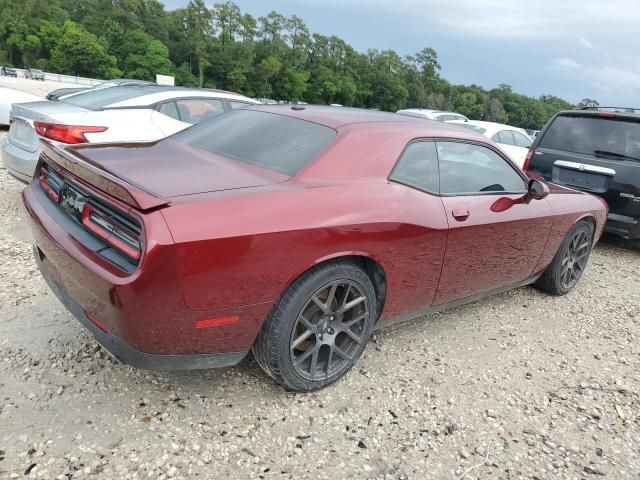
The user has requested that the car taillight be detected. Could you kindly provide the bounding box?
[34,122,107,144]
[38,166,64,202]
[82,203,142,260]
[523,149,534,171]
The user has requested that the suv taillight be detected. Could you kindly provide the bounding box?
[523,149,534,171]
[82,203,142,261]
[34,122,108,144]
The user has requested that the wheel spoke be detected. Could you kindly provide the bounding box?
[309,347,319,380]
[311,295,328,313]
[299,314,315,330]
[291,329,314,350]
[577,242,589,252]
[333,345,352,361]
[325,348,334,377]
[326,283,338,309]
[343,313,367,328]
[343,327,363,344]
[576,250,590,261]
[341,285,352,309]
[341,296,365,313]
[294,344,317,366]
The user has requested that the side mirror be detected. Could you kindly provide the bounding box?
[528,179,549,200]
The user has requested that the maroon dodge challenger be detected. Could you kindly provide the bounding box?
[22,105,607,391]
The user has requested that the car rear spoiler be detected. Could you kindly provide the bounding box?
[40,140,170,211]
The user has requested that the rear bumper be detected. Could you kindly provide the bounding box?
[605,212,640,240]
[36,251,246,370]
[22,180,271,365]
[1,138,38,181]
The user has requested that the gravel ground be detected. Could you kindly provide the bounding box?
[1,111,640,480]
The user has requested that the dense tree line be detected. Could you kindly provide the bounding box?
[0,0,577,128]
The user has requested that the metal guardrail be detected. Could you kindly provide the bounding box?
[8,68,102,86]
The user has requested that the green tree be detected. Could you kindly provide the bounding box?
[48,21,121,78]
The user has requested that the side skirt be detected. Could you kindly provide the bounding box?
[375,276,540,330]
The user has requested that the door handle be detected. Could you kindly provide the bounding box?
[452,209,470,221]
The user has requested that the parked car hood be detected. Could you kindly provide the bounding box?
[68,140,290,199]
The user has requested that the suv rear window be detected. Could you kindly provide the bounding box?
[539,115,640,161]
[174,110,337,176]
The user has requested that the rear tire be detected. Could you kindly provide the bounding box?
[535,220,594,295]
[252,261,376,391]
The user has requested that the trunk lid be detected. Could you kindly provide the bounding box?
[53,139,289,204]
[9,101,90,152]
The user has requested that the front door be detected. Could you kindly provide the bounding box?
[433,140,553,305]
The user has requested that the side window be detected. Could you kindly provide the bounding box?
[229,101,251,109]
[437,141,527,195]
[389,141,439,193]
[158,101,180,121]
[497,130,515,145]
[175,98,225,124]
[512,131,532,148]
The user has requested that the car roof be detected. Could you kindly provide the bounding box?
[247,105,484,135]
[397,108,441,113]
[100,86,259,107]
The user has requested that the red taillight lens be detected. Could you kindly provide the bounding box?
[82,203,141,260]
[39,169,59,202]
[523,149,534,171]
[34,122,107,144]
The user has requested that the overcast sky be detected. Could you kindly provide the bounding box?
[162,0,640,106]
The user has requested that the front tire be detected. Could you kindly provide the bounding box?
[535,220,594,295]
[253,261,376,391]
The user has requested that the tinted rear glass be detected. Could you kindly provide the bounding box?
[540,115,640,161]
[174,110,337,176]
[62,87,152,109]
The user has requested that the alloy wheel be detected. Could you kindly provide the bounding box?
[560,229,590,289]
[289,280,369,381]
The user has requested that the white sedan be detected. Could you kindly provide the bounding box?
[0,86,43,125]
[1,85,259,182]
[447,120,533,168]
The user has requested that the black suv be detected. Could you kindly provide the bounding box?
[525,108,640,241]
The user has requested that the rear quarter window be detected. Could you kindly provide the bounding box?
[174,109,337,176]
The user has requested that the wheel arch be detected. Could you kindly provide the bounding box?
[573,213,597,241]
[281,252,388,322]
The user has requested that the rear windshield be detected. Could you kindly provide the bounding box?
[540,114,640,161]
[62,87,150,109]
[174,109,337,176]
